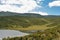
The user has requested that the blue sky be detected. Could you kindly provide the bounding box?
[0,0,60,15]
[33,0,60,15]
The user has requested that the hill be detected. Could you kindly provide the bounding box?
[0,12,60,30]
[0,12,41,17]
[0,12,60,40]
[3,25,60,40]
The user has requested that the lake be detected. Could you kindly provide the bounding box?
[0,30,29,40]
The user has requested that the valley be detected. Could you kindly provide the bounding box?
[0,12,60,40]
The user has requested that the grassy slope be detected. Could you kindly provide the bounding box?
[0,12,60,40]
[3,23,60,40]
[0,15,60,31]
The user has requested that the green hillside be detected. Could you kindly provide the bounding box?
[3,25,60,40]
[0,12,60,31]
[3,21,60,40]
[0,12,60,40]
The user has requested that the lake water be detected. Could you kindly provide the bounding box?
[0,30,29,40]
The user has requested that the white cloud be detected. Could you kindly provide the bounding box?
[29,12,48,15]
[49,1,60,7]
[36,0,44,3]
[0,0,38,13]
[0,0,48,15]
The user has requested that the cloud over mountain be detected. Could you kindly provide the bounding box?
[0,0,48,15]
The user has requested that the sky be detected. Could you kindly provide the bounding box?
[0,0,60,15]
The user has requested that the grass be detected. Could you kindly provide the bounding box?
[4,24,57,31]
[0,13,60,31]
[3,25,60,40]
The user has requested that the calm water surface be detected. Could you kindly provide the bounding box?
[0,30,29,40]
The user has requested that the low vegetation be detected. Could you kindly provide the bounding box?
[0,12,60,40]
[0,15,60,30]
[3,25,60,40]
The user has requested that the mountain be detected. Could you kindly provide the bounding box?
[1,12,60,40]
[0,12,41,17]
[0,12,18,16]
[0,12,60,30]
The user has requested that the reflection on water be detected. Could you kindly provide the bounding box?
[0,30,29,40]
